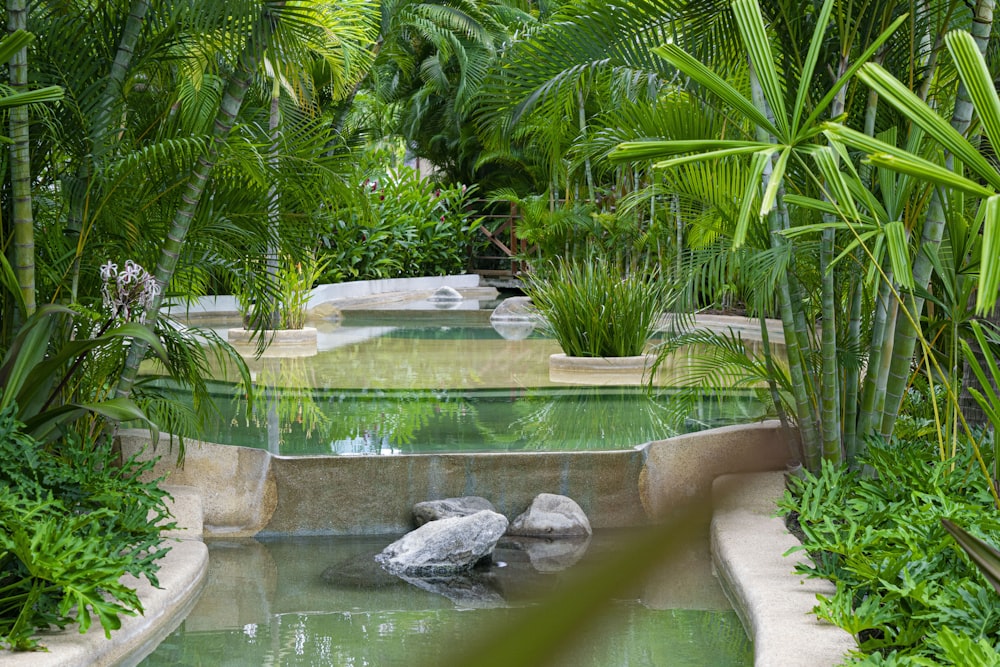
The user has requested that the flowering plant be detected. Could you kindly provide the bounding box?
[100,260,160,323]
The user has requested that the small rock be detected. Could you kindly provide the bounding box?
[490,296,541,340]
[413,496,497,526]
[375,510,509,577]
[508,493,592,537]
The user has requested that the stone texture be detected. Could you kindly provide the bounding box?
[118,432,277,538]
[375,510,509,576]
[158,484,203,540]
[263,450,645,535]
[508,493,592,537]
[638,420,794,520]
[413,496,497,526]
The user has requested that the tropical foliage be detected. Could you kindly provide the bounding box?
[0,404,172,651]
[523,259,669,358]
[779,436,1000,664]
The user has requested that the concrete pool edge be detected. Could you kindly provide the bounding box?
[712,472,856,666]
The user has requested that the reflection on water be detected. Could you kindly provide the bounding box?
[138,534,752,667]
[178,384,766,455]
[154,321,769,455]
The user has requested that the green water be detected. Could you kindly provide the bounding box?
[138,534,753,667]
[161,320,766,455]
[186,384,764,455]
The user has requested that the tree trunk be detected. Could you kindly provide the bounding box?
[68,0,152,301]
[7,0,34,317]
[115,43,258,400]
[878,0,995,438]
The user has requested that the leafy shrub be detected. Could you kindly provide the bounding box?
[778,437,1000,665]
[320,166,480,282]
[523,259,669,357]
[0,403,172,651]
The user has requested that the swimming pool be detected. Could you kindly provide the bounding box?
[162,313,767,455]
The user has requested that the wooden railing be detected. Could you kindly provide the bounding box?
[468,201,532,277]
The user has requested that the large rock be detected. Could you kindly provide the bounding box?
[413,496,497,526]
[508,493,592,537]
[375,510,509,577]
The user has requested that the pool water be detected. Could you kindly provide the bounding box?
[168,316,767,455]
[136,308,759,665]
[138,533,753,667]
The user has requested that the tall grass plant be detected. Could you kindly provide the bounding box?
[523,259,668,358]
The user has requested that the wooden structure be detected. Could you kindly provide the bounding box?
[469,202,531,280]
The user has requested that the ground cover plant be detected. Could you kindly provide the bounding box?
[0,404,173,651]
[779,435,1000,665]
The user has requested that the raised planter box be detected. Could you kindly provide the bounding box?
[549,353,656,386]
[227,327,318,358]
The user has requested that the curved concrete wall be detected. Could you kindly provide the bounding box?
[119,419,795,537]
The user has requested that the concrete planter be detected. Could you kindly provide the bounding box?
[227,327,318,358]
[548,353,656,386]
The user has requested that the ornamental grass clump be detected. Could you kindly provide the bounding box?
[524,259,668,358]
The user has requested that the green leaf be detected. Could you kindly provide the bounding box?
[651,44,780,137]
[801,13,909,132]
[977,195,1000,315]
[811,146,860,221]
[652,145,770,170]
[865,152,994,198]
[760,147,790,216]
[732,0,787,135]
[611,139,765,162]
[791,0,835,134]
[732,150,770,248]
[856,62,1000,190]
[947,31,1000,174]
[883,220,913,291]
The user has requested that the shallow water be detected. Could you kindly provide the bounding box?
[163,316,766,455]
[138,533,753,667]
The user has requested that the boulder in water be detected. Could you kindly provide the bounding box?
[413,496,497,526]
[508,493,592,537]
[376,510,508,577]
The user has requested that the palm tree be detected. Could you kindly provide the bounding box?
[0,28,61,323]
[476,0,996,471]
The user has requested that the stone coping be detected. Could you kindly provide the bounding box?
[712,472,856,666]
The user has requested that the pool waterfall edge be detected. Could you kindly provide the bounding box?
[117,419,793,536]
[115,422,854,667]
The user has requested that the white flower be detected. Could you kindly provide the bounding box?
[100,262,117,281]
[101,258,158,323]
